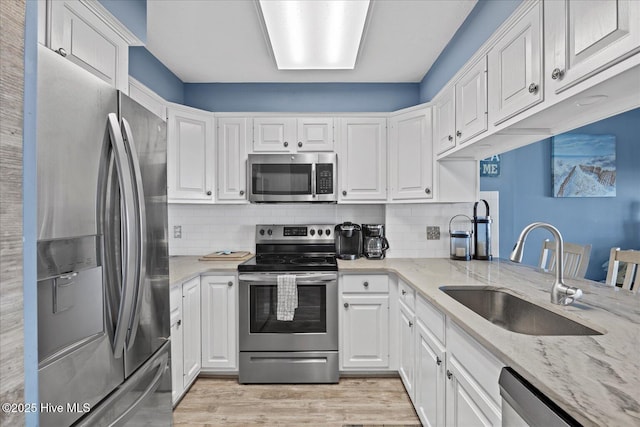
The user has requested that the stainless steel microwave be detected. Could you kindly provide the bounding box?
[247,153,337,203]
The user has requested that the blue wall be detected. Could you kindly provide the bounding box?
[184,83,420,112]
[98,0,146,43]
[481,108,640,281]
[419,0,522,102]
[129,47,184,104]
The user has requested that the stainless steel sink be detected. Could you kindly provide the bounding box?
[440,286,603,336]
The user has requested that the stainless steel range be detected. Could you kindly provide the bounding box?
[238,224,338,383]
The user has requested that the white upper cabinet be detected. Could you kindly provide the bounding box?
[488,2,543,125]
[128,77,167,122]
[545,0,640,95]
[167,104,215,202]
[253,117,334,152]
[48,0,135,93]
[433,87,456,155]
[217,117,250,202]
[389,108,433,201]
[338,118,387,202]
[455,57,488,144]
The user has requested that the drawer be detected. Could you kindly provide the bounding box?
[416,295,445,346]
[398,279,415,310]
[342,274,388,293]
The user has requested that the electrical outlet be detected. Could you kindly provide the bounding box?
[174,225,182,239]
[426,226,440,240]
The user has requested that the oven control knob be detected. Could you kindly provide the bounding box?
[326,229,331,236]
[267,229,273,236]
[310,229,316,236]
[318,229,323,236]
[259,229,265,236]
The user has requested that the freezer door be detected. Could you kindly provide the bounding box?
[36,45,117,241]
[76,341,173,427]
[119,94,170,377]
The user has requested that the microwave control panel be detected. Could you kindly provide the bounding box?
[316,164,334,195]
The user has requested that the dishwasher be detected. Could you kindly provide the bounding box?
[499,367,582,427]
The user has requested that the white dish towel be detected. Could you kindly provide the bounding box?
[277,274,298,321]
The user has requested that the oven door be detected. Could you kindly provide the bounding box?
[238,272,338,352]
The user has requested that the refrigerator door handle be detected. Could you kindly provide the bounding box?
[105,113,139,358]
[121,118,147,350]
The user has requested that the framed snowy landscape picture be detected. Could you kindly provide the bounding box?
[552,134,616,197]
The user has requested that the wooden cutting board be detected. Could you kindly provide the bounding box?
[199,251,252,261]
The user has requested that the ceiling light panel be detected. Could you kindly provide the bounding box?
[259,0,370,70]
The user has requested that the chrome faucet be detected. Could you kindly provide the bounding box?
[510,222,583,305]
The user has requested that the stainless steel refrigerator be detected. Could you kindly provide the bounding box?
[36,45,172,426]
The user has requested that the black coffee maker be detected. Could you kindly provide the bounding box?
[362,224,390,259]
[335,222,363,260]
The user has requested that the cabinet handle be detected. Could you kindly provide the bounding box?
[55,48,68,57]
[228,281,233,287]
[408,321,413,328]
[363,281,369,288]
[447,370,453,380]
[344,302,349,308]
[206,190,212,196]
[239,190,245,196]
[436,356,442,366]
[298,141,303,148]
[283,141,289,147]
[447,135,453,142]
[551,68,564,80]
[528,83,539,94]
[177,319,182,327]
[425,188,431,195]
[342,190,347,196]
[456,130,462,137]
[401,289,406,295]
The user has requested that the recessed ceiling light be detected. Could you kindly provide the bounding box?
[259,0,370,70]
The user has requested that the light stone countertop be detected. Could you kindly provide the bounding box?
[168,255,639,426]
[338,258,640,427]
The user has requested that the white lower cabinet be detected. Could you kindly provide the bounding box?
[340,274,390,370]
[201,275,238,371]
[415,307,446,427]
[170,276,201,405]
[398,300,415,401]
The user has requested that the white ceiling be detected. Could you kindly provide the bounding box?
[146,0,477,83]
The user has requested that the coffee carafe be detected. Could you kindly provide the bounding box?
[335,222,363,260]
[362,224,390,259]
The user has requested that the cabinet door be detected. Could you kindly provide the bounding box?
[338,118,387,201]
[398,302,415,401]
[546,0,640,94]
[217,118,249,202]
[167,106,215,202]
[445,355,501,427]
[415,320,445,427]
[341,294,389,369]
[455,57,487,144]
[488,2,542,125]
[49,0,128,92]
[297,117,335,151]
[182,277,201,388]
[201,275,237,370]
[170,286,183,404]
[389,109,433,201]
[253,117,296,152]
[433,87,456,155]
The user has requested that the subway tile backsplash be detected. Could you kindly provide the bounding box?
[168,191,498,258]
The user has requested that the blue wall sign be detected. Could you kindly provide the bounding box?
[480,155,501,177]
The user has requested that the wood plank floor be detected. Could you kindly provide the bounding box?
[173,377,420,426]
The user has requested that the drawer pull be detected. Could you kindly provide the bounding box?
[363,281,369,288]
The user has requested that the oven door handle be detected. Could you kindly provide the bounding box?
[238,273,337,283]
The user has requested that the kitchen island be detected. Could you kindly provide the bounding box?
[168,255,639,426]
[338,258,639,427]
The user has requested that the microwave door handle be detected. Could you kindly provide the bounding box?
[121,118,147,350]
[311,162,317,198]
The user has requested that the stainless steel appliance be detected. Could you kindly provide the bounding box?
[247,153,337,203]
[362,224,390,259]
[238,225,339,383]
[499,367,581,426]
[36,45,171,426]
[335,222,363,260]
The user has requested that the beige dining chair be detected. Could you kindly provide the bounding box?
[605,248,640,292]
[538,239,592,279]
